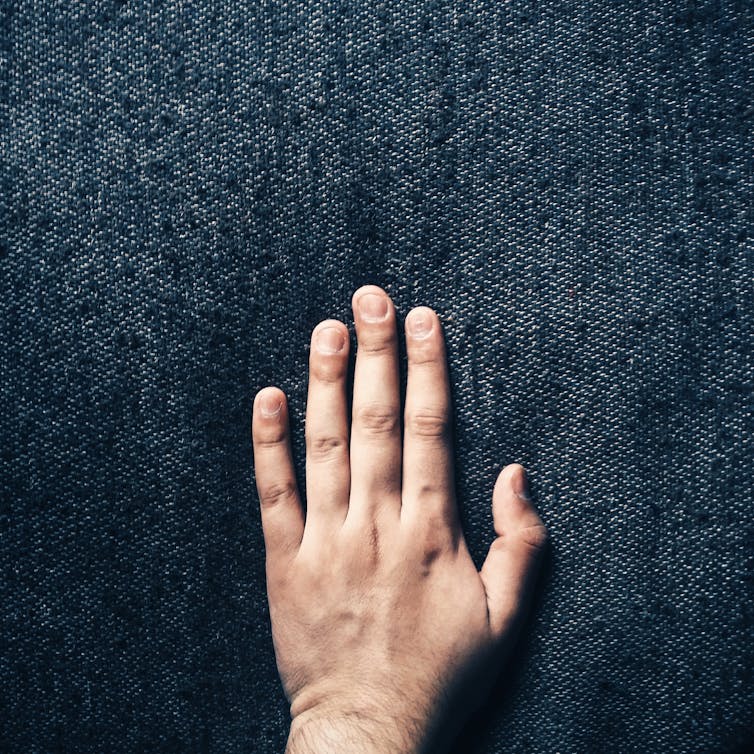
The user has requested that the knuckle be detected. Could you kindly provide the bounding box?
[358,323,398,356]
[405,508,454,557]
[411,480,447,500]
[416,520,453,568]
[259,480,297,509]
[311,359,346,383]
[488,536,507,556]
[409,351,441,366]
[407,338,442,365]
[340,514,383,568]
[355,403,400,435]
[359,337,396,355]
[406,408,450,439]
[255,428,287,447]
[516,521,548,552]
[311,345,348,383]
[306,434,347,462]
[419,540,446,575]
[363,519,383,564]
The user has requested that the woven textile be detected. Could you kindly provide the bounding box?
[1,1,752,752]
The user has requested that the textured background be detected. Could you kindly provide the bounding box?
[1,1,753,752]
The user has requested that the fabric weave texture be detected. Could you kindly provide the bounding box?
[1,1,752,752]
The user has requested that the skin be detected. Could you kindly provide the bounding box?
[252,285,547,754]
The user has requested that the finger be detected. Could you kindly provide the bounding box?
[400,306,460,536]
[348,285,402,517]
[480,464,548,638]
[252,387,305,574]
[305,320,351,530]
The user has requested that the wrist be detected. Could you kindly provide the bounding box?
[285,702,429,754]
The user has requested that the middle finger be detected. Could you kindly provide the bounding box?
[348,285,402,519]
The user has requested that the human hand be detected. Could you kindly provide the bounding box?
[252,285,547,754]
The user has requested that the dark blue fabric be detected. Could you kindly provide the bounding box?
[1,1,752,752]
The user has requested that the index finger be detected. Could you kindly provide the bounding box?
[400,306,459,536]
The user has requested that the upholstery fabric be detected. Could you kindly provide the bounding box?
[1,1,752,751]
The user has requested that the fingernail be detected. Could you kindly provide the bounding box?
[512,465,530,498]
[358,293,388,322]
[259,392,282,418]
[407,309,433,339]
[316,326,346,354]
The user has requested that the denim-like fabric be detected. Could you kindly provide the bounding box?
[1,1,752,752]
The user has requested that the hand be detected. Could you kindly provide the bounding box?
[252,285,547,754]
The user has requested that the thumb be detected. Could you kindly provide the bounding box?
[479,463,548,639]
